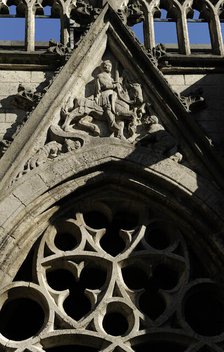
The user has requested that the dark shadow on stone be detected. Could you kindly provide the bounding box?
[180,73,224,157]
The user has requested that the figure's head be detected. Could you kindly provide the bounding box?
[101,60,112,73]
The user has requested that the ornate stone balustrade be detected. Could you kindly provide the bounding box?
[0,0,224,55]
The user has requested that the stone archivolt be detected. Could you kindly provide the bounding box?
[0,194,224,351]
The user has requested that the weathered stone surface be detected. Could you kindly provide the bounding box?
[0,71,54,142]
[0,2,224,352]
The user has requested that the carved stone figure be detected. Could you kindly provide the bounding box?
[61,60,145,140]
[95,60,121,134]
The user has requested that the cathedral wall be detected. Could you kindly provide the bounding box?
[165,73,224,150]
[0,70,54,142]
[0,69,224,154]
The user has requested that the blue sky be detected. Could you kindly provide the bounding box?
[0,7,222,45]
[133,21,214,45]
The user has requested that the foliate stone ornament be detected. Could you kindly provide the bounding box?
[139,44,167,68]
[144,48,159,67]
[15,138,82,180]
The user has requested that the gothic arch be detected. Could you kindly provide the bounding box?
[0,142,224,350]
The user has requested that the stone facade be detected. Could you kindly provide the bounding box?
[165,73,224,151]
[0,1,224,352]
[0,70,54,141]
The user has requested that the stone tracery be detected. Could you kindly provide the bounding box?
[0,193,223,351]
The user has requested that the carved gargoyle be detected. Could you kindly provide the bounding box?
[152,43,167,60]
[71,0,101,24]
[179,88,206,112]
[127,0,144,26]
[47,39,72,57]
[14,84,42,111]
[117,0,144,25]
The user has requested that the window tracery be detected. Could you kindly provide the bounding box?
[34,3,61,43]
[0,0,26,44]
[0,194,223,351]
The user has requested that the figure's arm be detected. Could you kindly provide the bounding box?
[97,74,116,90]
[95,77,102,102]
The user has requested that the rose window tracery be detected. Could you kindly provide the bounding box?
[0,196,224,352]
